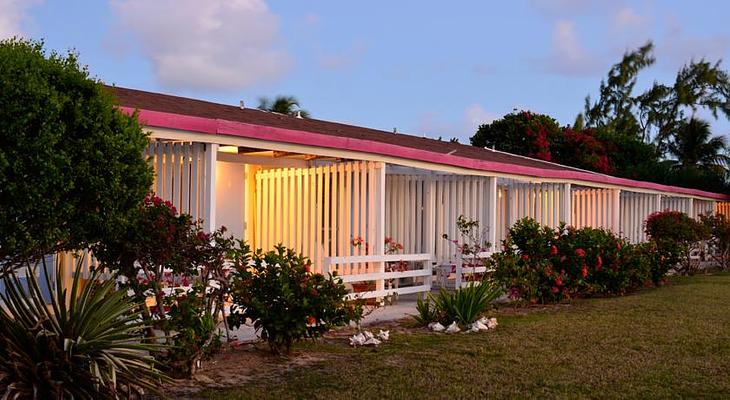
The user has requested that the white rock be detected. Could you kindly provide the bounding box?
[429,322,445,332]
[349,333,366,347]
[487,317,498,329]
[470,320,489,332]
[363,337,381,346]
[377,330,390,341]
[363,331,375,340]
[445,322,461,333]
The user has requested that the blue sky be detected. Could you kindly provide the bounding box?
[3,0,730,142]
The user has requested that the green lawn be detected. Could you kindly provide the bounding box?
[202,274,730,399]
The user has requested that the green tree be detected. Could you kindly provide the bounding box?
[258,95,311,118]
[667,117,729,173]
[583,41,730,153]
[0,39,153,269]
[470,111,561,161]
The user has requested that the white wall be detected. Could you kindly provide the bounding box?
[215,161,246,239]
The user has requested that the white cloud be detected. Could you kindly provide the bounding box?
[613,7,645,31]
[0,0,39,40]
[465,104,495,131]
[110,0,292,91]
[543,20,602,75]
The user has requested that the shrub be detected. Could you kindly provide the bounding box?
[413,282,502,327]
[644,211,707,278]
[700,213,730,270]
[94,195,241,377]
[493,218,651,303]
[228,245,362,355]
[0,257,166,399]
[0,38,152,269]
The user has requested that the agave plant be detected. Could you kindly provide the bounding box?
[0,256,167,399]
[431,281,503,326]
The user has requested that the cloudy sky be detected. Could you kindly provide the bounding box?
[3,0,730,142]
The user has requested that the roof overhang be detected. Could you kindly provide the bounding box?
[120,106,730,202]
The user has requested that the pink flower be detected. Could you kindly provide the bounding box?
[575,248,586,258]
[596,255,603,270]
[581,265,588,279]
[551,286,559,294]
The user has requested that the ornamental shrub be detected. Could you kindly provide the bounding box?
[94,195,241,377]
[414,281,503,327]
[493,218,651,303]
[644,211,707,278]
[0,39,153,268]
[228,245,362,355]
[699,213,730,270]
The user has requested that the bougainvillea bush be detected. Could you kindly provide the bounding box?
[644,210,708,278]
[699,213,730,270]
[94,195,241,377]
[492,218,651,303]
[228,245,362,355]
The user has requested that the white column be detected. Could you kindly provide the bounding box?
[611,189,621,234]
[203,143,218,232]
[561,183,572,226]
[424,177,437,259]
[375,162,386,293]
[487,176,497,251]
[688,198,695,218]
[654,194,662,213]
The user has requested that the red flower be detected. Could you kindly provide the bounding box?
[306,316,316,326]
[596,255,603,270]
[551,286,559,294]
[616,242,622,250]
[310,288,319,297]
[581,265,588,279]
[550,245,558,256]
[521,254,530,261]
[575,248,586,258]
[304,264,311,273]
[555,276,563,287]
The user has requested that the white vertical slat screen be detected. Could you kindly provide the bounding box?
[619,192,661,243]
[255,161,384,275]
[571,188,619,232]
[386,174,496,265]
[716,202,730,217]
[145,140,209,222]
[692,199,715,218]
[502,181,568,229]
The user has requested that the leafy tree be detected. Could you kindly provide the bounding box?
[258,95,310,118]
[471,111,561,161]
[583,41,730,153]
[667,117,729,172]
[0,39,153,269]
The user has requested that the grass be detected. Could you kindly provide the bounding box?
[201,274,730,399]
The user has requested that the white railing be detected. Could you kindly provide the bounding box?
[323,253,432,300]
[437,251,495,289]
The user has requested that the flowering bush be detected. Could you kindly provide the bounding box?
[228,245,362,355]
[493,218,651,303]
[644,211,707,278]
[94,195,243,377]
[699,213,730,270]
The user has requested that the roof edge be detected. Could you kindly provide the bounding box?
[119,106,730,201]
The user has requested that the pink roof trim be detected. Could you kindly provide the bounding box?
[120,106,730,201]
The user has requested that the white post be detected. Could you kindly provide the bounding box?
[203,143,218,232]
[611,189,621,234]
[375,162,386,293]
[561,183,572,226]
[424,176,437,265]
[487,177,497,251]
[687,198,695,218]
[654,194,662,213]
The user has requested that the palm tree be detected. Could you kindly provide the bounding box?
[667,117,730,174]
[257,95,310,118]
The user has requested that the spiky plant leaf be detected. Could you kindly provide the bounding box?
[0,256,168,399]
